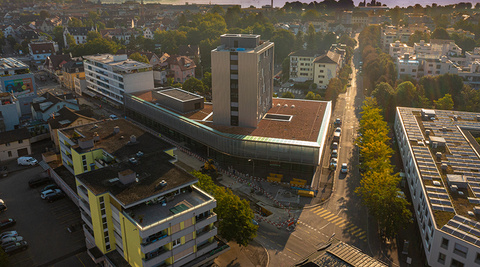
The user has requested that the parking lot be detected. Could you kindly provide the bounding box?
[0,166,93,266]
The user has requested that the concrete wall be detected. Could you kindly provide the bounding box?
[123,71,154,95]
[211,51,231,126]
[0,103,20,131]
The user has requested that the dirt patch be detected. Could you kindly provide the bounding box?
[214,240,268,267]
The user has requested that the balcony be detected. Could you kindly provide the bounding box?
[79,199,91,215]
[141,233,170,254]
[83,224,95,245]
[196,241,218,257]
[142,247,171,267]
[77,185,89,200]
[81,211,93,230]
[195,213,217,231]
[196,227,217,244]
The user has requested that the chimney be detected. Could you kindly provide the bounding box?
[118,169,136,185]
[93,132,100,141]
[114,126,120,134]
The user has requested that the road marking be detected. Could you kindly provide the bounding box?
[292,233,303,240]
[345,224,357,230]
[312,206,323,212]
[355,231,366,237]
[315,209,330,216]
[351,228,362,235]
[323,213,336,220]
[330,217,344,224]
[337,222,348,228]
[76,254,86,267]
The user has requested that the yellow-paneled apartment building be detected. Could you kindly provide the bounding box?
[57,119,227,267]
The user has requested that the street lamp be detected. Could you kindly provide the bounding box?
[248,159,255,178]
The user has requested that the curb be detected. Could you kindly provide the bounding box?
[258,240,270,267]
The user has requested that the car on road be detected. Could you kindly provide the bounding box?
[335,127,342,134]
[41,189,62,200]
[0,199,6,213]
[0,219,16,230]
[17,157,38,166]
[331,142,338,149]
[1,236,23,247]
[341,163,348,174]
[3,241,28,255]
[28,175,51,188]
[334,118,342,126]
[109,114,118,120]
[331,149,338,159]
[0,231,18,239]
[45,192,65,203]
[329,158,338,169]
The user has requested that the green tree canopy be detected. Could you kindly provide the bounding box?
[86,31,102,42]
[129,52,149,64]
[395,81,417,107]
[68,17,84,27]
[407,30,430,46]
[65,33,77,48]
[202,72,212,91]
[191,171,257,246]
[183,77,206,94]
[301,9,319,21]
[434,93,454,110]
[431,27,450,40]
[272,29,295,62]
[70,37,123,57]
[39,10,50,20]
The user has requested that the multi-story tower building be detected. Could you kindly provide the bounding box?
[57,119,224,266]
[84,54,153,105]
[395,107,480,267]
[211,34,274,128]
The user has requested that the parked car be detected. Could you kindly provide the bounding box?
[331,142,338,149]
[1,236,23,247]
[41,184,58,193]
[45,192,65,203]
[0,199,6,213]
[0,219,16,230]
[334,118,342,126]
[3,241,28,255]
[28,175,51,188]
[41,189,62,199]
[109,114,118,120]
[329,158,338,169]
[331,149,338,158]
[341,163,348,174]
[335,127,342,134]
[17,157,38,166]
[0,231,18,240]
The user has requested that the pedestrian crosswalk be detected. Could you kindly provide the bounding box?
[310,206,367,241]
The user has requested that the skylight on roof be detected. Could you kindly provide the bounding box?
[264,113,293,122]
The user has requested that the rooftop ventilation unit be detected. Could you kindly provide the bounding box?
[284,104,288,108]
[291,105,295,108]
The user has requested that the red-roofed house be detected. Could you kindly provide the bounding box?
[166,55,196,83]
[29,41,58,63]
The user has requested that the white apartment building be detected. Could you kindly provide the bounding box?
[313,49,344,88]
[289,50,321,82]
[395,107,480,267]
[381,24,430,51]
[389,41,414,58]
[397,54,459,79]
[84,54,154,104]
[415,40,462,59]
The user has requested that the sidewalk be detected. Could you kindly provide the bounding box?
[213,240,268,267]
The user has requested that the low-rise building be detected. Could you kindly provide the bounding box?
[0,128,31,161]
[57,119,227,266]
[289,50,322,82]
[313,48,344,88]
[28,40,58,64]
[395,107,480,267]
[31,92,79,122]
[166,55,196,83]
[74,77,87,96]
[63,27,93,47]
[0,93,20,132]
[0,58,36,116]
[389,41,414,58]
[44,54,72,79]
[61,59,85,91]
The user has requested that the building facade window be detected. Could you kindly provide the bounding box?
[451,258,464,267]
[438,253,446,264]
[453,243,468,258]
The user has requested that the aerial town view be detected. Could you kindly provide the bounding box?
[2,0,480,267]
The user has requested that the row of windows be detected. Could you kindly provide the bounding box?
[4,139,23,147]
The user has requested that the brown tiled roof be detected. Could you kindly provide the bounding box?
[166,55,196,71]
[31,92,76,112]
[48,107,96,130]
[0,128,30,145]
[178,45,199,58]
[30,43,55,55]
[45,54,71,70]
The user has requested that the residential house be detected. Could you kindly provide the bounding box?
[143,27,153,39]
[178,45,200,62]
[166,55,196,83]
[100,28,141,45]
[352,11,369,29]
[289,50,322,82]
[47,106,95,152]
[31,92,79,122]
[313,47,345,88]
[74,77,87,96]
[389,41,414,58]
[1,25,15,37]
[63,27,92,47]
[0,58,36,116]
[44,53,72,79]
[36,17,62,33]
[0,128,31,161]
[28,41,58,64]
[61,59,85,91]
[116,49,161,66]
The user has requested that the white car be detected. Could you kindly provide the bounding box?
[335,127,342,134]
[1,236,23,246]
[41,189,62,199]
[109,114,118,120]
[341,163,348,174]
[17,157,38,166]
[0,231,18,240]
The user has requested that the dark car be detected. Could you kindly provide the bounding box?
[45,192,65,203]
[3,241,28,255]
[0,200,6,213]
[28,176,51,188]
[0,219,16,230]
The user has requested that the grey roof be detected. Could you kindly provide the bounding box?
[0,128,30,145]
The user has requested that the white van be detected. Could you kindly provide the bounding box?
[17,157,38,166]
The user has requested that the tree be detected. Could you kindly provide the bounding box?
[65,33,77,48]
[182,77,206,94]
[70,37,123,57]
[395,81,417,107]
[372,82,395,120]
[431,27,450,40]
[88,11,100,22]
[191,171,258,246]
[306,23,316,50]
[281,91,295,98]
[305,91,321,100]
[407,30,430,46]
[53,26,64,48]
[86,31,102,42]
[301,9,319,21]
[272,29,295,62]
[68,17,84,27]
[281,57,290,81]
[202,72,212,92]
[129,52,149,64]
[39,10,50,20]
[434,93,454,110]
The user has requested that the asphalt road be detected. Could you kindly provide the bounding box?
[255,35,400,267]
